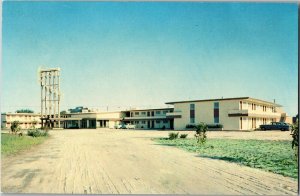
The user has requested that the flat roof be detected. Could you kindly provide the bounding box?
[1,113,41,116]
[166,97,282,107]
[122,107,174,112]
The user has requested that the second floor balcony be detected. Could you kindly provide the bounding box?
[228,109,282,118]
[166,111,182,118]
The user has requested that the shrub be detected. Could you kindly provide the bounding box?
[162,125,166,130]
[180,134,188,139]
[11,121,21,134]
[186,124,196,129]
[291,119,299,162]
[168,132,179,140]
[27,129,48,137]
[195,123,208,144]
[206,124,223,129]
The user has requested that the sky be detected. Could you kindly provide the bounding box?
[1,2,298,115]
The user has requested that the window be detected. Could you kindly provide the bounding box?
[156,120,161,124]
[163,110,168,114]
[155,111,161,115]
[214,117,219,124]
[240,117,242,130]
[190,104,195,123]
[163,120,168,123]
[190,104,195,110]
[135,121,139,124]
[251,103,256,110]
[190,118,195,123]
[142,121,146,124]
[214,102,219,109]
[214,102,219,124]
[135,112,139,115]
[141,112,146,115]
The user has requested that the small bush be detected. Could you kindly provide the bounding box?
[291,119,299,162]
[162,125,166,130]
[186,124,196,129]
[27,129,48,137]
[195,123,208,144]
[11,121,21,134]
[180,134,188,139]
[206,124,223,129]
[168,132,179,140]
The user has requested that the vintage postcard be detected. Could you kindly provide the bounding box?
[1,1,298,195]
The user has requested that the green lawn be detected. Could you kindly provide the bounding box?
[154,138,298,179]
[1,133,48,156]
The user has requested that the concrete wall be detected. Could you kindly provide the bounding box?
[96,112,122,119]
[173,100,240,130]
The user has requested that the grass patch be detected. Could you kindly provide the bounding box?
[1,133,48,156]
[154,138,298,179]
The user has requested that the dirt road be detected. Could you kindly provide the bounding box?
[1,129,297,194]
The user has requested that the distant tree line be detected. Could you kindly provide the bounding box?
[15,109,34,113]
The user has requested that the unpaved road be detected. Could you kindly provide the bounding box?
[1,129,298,194]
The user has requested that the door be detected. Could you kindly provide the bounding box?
[151,121,154,128]
[170,119,174,130]
[147,121,150,128]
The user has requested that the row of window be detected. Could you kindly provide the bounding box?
[133,110,170,116]
[6,122,41,125]
[134,120,169,124]
[240,101,276,112]
[240,117,276,129]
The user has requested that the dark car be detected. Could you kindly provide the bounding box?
[260,122,290,131]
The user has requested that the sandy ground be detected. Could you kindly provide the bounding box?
[1,129,298,194]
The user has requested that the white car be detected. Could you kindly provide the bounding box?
[126,124,136,129]
[116,124,126,129]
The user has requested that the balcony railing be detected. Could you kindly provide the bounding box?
[166,112,182,118]
[228,109,281,118]
[228,109,248,116]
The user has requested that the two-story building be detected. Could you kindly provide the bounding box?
[1,113,42,129]
[1,97,292,131]
[61,107,174,129]
[166,97,292,130]
[122,108,174,129]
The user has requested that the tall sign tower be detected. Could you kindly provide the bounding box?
[39,68,61,128]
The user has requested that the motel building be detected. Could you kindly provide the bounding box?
[1,97,292,131]
[1,113,42,129]
[61,107,174,129]
[166,97,292,130]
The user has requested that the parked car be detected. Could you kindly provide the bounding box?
[260,122,290,131]
[126,124,136,129]
[116,124,126,129]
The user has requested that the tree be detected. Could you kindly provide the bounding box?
[31,120,38,129]
[11,121,21,134]
[194,123,208,144]
[291,119,299,162]
[60,111,67,115]
[16,109,34,113]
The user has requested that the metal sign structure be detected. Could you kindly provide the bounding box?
[39,68,61,128]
